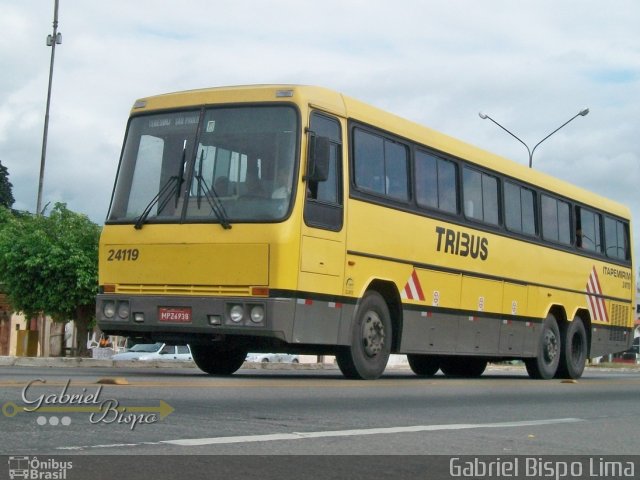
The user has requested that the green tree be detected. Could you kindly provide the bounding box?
[0,203,101,356]
[0,161,14,208]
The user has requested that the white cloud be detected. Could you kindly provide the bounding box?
[1,0,639,264]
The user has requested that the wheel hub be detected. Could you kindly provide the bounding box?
[362,312,385,357]
[543,330,558,363]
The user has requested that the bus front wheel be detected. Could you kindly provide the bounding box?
[191,344,247,376]
[336,291,392,380]
[556,318,587,379]
[525,314,560,379]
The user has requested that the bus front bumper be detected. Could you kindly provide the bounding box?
[96,294,295,343]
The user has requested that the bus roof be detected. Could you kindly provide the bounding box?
[132,84,631,220]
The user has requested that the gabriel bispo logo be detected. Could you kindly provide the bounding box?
[2,378,174,430]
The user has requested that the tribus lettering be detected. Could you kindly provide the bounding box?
[435,226,489,261]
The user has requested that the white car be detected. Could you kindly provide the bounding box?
[620,337,639,363]
[246,353,299,363]
[112,343,193,362]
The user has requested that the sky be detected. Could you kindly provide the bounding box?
[1,0,639,270]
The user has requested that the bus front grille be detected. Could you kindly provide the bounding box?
[115,284,252,296]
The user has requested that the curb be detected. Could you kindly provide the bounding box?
[1,356,638,372]
[0,355,340,370]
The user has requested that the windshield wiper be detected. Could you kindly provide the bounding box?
[196,150,205,209]
[134,176,180,230]
[134,140,189,229]
[194,174,232,230]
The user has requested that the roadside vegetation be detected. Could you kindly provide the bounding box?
[0,162,100,356]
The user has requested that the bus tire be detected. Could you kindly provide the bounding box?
[407,354,440,377]
[440,357,487,378]
[336,291,391,380]
[525,313,561,379]
[191,344,247,376]
[556,318,587,379]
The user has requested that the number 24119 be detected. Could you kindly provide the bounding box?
[107,248,139,261]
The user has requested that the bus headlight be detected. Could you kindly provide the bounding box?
[250,305,265,324]
[229,305,244,323]
[117,301,130,319]
[103,301,116,319]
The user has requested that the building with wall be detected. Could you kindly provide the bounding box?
[0,283,60,357]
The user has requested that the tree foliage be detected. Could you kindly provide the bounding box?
[0,161,14,208]
[0,203,101,355]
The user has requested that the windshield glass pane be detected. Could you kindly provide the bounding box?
[107,105,298,224]
[186,106,297,222]
[129,343,163,352]
[108,111,199,222]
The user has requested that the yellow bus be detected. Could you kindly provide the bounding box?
[97,85,635,380]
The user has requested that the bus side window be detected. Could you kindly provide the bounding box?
[577,206,602,252]
[462,166,498,225]
[541,194,571,245]
[604,216,629,260]
[415,151,458,214]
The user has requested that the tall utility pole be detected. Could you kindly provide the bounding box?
[37,0,62,215]
[36,0,62,357]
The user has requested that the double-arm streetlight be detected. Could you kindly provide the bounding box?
[37,0,62,215]
[479,108,589,168]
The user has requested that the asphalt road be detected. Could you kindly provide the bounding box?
[1,363,639,459]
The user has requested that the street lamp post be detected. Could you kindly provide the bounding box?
[35,0,62,356]
[37,0,62,215]
[479,108,589,168]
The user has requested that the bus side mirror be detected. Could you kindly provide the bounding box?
[306,136,330,183]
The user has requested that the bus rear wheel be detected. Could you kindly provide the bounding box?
[556,318,587,379]
[407,354,440,377]
[525,313,560,379]
[440,357,487,378]
[191,344,247,376]
[336,291,391,380]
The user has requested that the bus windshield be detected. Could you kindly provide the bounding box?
[107,105,299,225]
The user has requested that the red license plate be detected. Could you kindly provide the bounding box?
[158,307,192,323]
